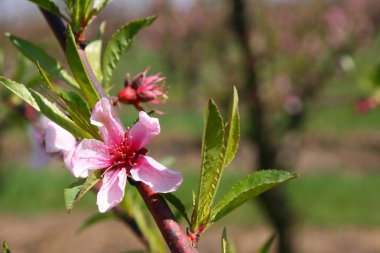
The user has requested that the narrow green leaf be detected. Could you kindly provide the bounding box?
[192,99,225,230]
[79,212,115,232]
[0,76,89,139]
[223,87,240,168]
[66,25,100,108]
[64,171,102,212]
[210,170,297,224]
[56,87,91,119]
[162,193,191,225]
[2,242,11,253]
[221,228,235,253]
[102,16,156,86]
[85,40,103,83]
[7,34,78,89]
[93,0,111,10]
[36,63,97,137]
[257,234,276,253]
[28,0,68,21]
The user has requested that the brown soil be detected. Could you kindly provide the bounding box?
[1,213,380,253]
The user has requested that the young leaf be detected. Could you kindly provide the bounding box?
[28,0,68,21]
[223,86,240,168]
[85,22,106,84]
[191,99,225,230]
[221,228,235,253]
[210,170,297,224]
[64,171,102,212]
[79,212,115,232]
[257,234,276,253]
[66,25,100,108]
[0,76,90,139]
[2,242,11,253]
[6,34,78,89]
[102,16,156,86]
[162,193,191,225]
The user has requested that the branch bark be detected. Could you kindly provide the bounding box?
[133,181,198,253]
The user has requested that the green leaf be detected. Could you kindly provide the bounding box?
[66,25,100,108]
[79,212,115,232]
[64,171,102,212]
[221,228,235,253]
[28,0,68,21]
[102,16,156,86]
[162,193,190,225]
[210,170,297,224]
[56,87,91,119]
[6,34,78,89]
[223,87,240,168]
[191,99,225,230]
[93,0,111,10]
[85,40,103,83]
[0,76,90,139]
[2,242,11,253]
[257,234,275,253]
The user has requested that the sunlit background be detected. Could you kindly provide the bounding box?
[1,0,380,252]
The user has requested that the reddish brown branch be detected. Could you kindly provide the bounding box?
[133,181,198,253]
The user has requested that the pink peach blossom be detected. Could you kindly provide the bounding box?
[69,98,182,213]
[29,116,77,169]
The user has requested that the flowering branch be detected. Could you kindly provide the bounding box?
[39,7,197,252]
[39,7,149,248]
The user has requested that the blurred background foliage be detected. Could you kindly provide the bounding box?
[1,0,380,252]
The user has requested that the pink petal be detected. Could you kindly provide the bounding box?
[130,156,183,193]
[70,139,111,178]
[129,111,160,150]
[44,119,76,154]
[97,168,127,213]
[90,98,125,147]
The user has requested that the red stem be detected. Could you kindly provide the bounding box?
[134,181,198,253]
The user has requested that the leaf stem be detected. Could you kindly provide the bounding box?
[133,181,198,253]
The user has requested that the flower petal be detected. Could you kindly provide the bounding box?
[44,119,76,154]
[129,111,160,150]
[70,139,111,178]
[97,168,127,213]
[90,98,125,147]
[130,156,182,193]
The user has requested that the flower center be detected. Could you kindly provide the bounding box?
[108,131,147,170]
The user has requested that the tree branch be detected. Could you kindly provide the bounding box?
[133,181,198,253]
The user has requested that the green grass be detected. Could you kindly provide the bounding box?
[1,166,380,228]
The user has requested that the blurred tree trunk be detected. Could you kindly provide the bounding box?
[229,0,295,252]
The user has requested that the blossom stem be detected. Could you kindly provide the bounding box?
[133,181,198,253]
[39,8,106,98]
